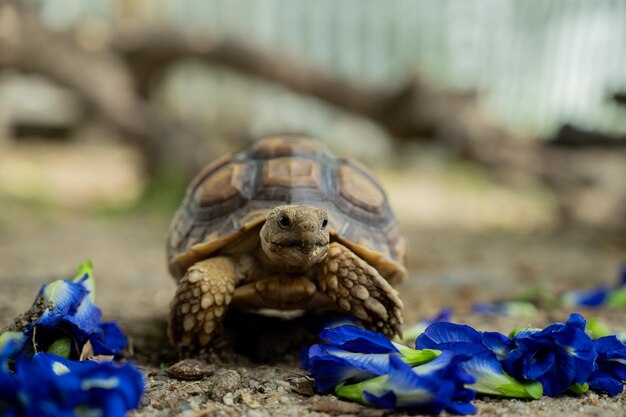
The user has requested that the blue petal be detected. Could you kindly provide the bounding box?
[39,279,85,308]
[378,352,474,413]
[37,280,89,328]
[363,390,396,409]
[396,352,476,411]
[328,347,395,376]
[537,349,576,397]
[554,326,597,383]
[411,351,458,378]
[595,335,626,362]
[511,328,542,341]
[386,354,425,391]
[303,344,391,391]
[426,308,452,324]
[66,297,102,336]
[589,336,626,394]
[90,322,128,356]
[447,401,478,415]
[564,287,610,307]
[588,373,624,395]
[23,353,145,413]
[417,323,482,346]
[305,354,369,392]
[525,350,555,380]
[565,313,587,330]
[462,350,502,379]
[320,325,398,353]
[0,332,28,365]
[481,332,514,361]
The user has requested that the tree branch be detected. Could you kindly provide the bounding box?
[114,28,541,175]
[0,1,203,175]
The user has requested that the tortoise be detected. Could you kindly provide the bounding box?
[167,135,407,351]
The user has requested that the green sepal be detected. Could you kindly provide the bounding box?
[587,317,611,339]
[47,337,72,358]
[568,382,589,395]
[394,345,441,366]
[502,301,538,318]
[607,287,626,308]
[469,370,543,399]
[74,260,95,301]
[335,377,384,405]
[509,327,541,338]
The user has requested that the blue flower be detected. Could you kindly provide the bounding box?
[336,352,477,415]
[504,313,597,397]
[0,262,143,417]
[606,264,626,308]
[2,261,126,360]
[302,325,439,392]
[0,353,144,417]
[563,264,626,308]
[587,336,626,395]
[562,286,610,307]
[416,322,542,398]
[472,301,538,317]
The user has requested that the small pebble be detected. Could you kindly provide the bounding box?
[207,368,241,400]
[165,359,212,381]
[222,392,234,406]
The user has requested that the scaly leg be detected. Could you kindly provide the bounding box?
[316,242,403,338]
[168,257,238,352]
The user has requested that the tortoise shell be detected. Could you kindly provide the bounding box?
[167,135,407,283]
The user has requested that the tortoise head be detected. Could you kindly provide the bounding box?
[260,205,330,269]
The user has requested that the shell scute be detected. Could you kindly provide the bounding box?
[193,162,248,206]
[263,157,322,188]
[336,163,385,214]
[250,135,324,159]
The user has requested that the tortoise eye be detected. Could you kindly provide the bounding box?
[277,214,292,229]
[321,218,328,229]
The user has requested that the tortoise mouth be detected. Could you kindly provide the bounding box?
[275,240,329,250]
[265,239,329,268]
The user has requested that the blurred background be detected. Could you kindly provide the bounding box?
[1,0,625,329]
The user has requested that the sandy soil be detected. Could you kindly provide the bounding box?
[1,207,625,417]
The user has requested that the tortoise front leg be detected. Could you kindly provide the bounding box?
[168,257,238,352]
[316,242,403,338]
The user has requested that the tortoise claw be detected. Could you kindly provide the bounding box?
[317,242,403,338]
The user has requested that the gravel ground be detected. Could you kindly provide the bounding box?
[1,208,625,417]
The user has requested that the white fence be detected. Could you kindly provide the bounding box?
[38,0,626,138]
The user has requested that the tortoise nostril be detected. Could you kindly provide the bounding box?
[300,222,317,232]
